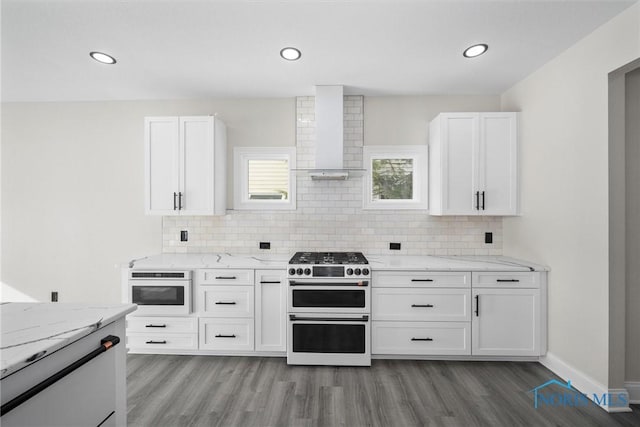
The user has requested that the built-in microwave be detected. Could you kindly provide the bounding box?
[128,271,192,316]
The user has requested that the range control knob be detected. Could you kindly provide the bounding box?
[354,268,362,276]
[304,268,311,276]
[362,268,370,276]
[346,268,354,275]
[296,268,303,276]
[288,268,296,275]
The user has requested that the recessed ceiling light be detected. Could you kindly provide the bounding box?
[463,44,488,58]
[280,47,301,61]
[90,51,117,64]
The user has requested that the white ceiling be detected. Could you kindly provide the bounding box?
[1,0,636,102]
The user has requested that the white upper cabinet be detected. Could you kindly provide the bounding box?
[145,116,227,215]
[429,112,518,215]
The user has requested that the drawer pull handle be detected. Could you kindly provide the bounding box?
[411,279,434,282]
[146,340,167,344]
[411,304,434,308]
[215,334,236,338]
[260,281,281,284]
[145,324,167,328]
[496,279,520,282]
[214,301,237,305]
[411,338,433,341]
[215,276,237,280]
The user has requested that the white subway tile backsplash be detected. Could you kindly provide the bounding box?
[162,95,502,255]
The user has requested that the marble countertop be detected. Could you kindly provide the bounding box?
[0,303,137,378]
[129,253,548,272]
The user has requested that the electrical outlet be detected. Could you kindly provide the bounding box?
[180,230,188,242]
[259,242,271,250]
[390,242,401,250]
[485,232,493,244]
[51,291,58,302]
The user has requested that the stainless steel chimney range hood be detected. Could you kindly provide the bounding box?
[298,85,363,180]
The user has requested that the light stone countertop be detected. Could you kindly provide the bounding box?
[129,253,548,272]
[0,303,137,378]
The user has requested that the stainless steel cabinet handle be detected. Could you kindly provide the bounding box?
[215,334,236,338]
[214,301,236,305]
[411,304,434,308]
[289,315,369,322]
[145,324,167,328]
[215,276,237,280]
[411,338,433,341]
[146,340,167,344]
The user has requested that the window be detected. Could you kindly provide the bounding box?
[234,147,296,210]
[363,145,428,210]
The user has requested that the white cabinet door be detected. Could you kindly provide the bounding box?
[478,113,518,215]
[180,116,214,215]
[255,270,287,352]
[145,117,180,215]
[429,112,518,216]
[145,116,226,215]
[472,288,540,356]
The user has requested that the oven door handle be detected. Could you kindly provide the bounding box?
[288,281,369,287]
[288,315,369,322]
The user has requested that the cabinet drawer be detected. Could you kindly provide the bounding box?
[199,318,254,351]
[372,288,470,322]
[372,321,470,355]
[127,333,198,350]
[472,272,540,288]
[126,316,197,333]
[199,285,254,317]
[199,269,254,285]
[373,271,470,288]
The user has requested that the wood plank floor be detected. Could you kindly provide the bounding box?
[127,355,640,427]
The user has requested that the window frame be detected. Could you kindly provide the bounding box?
[233,147,297,210]
[362,145,428,210]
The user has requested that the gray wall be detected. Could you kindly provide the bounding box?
[626,67,640,382]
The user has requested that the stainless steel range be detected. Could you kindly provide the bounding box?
[287,252,371,366]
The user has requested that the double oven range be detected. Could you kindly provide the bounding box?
[287,252,371,366]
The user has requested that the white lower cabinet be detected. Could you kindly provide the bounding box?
[255,270,287,352]
[471,287,541,356]
[373,321,470,355]
[198,285,254,317]
[199,318,254,351]
[126,316,198,351]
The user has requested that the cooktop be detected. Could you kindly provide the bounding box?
[289,252,369,265]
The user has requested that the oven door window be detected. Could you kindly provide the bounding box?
[132,286,184,306]
[292,290,365,308]
[292,323,365,353]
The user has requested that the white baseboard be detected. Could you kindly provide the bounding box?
[540,352,631,413]
[625,381,640,404]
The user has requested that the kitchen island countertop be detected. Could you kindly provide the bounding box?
[0,303,137,378]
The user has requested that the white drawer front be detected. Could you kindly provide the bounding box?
[199,269,254,286]
[199,285,254,317]
[472,272,540,288]
[127,333,198,350]
[199,318,254,351]
[373,288,470,322]
[372,321,470,355]
[372,271,470,288]
[126,316,197,333]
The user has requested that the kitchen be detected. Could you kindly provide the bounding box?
[1,0,640,426]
